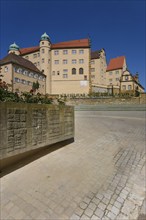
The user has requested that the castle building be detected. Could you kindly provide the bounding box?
[106,56,127,86]
[0,44,46,94]
[91,49,107,93]
[106,56,144,94]
[18,33,91,95]
[120,70,144,94]
[0,33,144,95]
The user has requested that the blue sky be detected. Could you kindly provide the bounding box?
[0,0,145,89]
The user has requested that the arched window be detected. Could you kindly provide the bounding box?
[79,68,84,74]
[72,68,76,75]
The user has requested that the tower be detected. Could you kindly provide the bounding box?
[8,42,20,55]
[39,33,51,94]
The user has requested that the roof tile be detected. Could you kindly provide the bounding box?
[106,56,125,71]
[0,53,43,74]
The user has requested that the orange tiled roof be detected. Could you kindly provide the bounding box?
[20,46,40,55]
[19,39,90,55]
[51,39,90,49]
[106,56,125,71]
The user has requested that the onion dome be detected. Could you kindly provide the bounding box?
[9,42,19,51]
[41,32,50,41]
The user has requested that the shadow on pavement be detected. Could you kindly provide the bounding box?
[0,138,74,178]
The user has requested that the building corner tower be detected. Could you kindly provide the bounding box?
[39,33,51,94]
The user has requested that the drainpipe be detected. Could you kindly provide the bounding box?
[89,37,92,94]
[12,64,14,92]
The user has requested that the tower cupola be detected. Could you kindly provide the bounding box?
[9,42,19,51]
[8,42,20,55]
[41,32,50,41]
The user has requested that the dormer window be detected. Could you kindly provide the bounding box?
[125,76,128,81]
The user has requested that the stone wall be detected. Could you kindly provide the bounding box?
[67,97,142,105]
[0,103,74,160]
[140,93,146,104]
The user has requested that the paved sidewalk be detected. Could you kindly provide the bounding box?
[1,111,146,220]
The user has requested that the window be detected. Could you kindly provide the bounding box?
[23,70,28,75]
[63,69,68,73]
[54,60,59,64]
[72,50,76,54]
[34,62,37,66]
[42,42,44,45]
[91,60,95,64]
[39,75,43,80]
[54,50,59,55]
[52,71,55,75]
[109,72,112,75]
[14,77,20,83]
[91,75,95,79]
[29,72,34,77]
[109,79,112,82]
[79,59,84,64]
[128,85,132,90]
[21,79,26,84]
[38,53,40,57]
[42,58,45,63]
[84,75,87,80]
[25,56,29,59]
[125,76,129,80]
[72,59,76,64]
[42,49,45,53]
[57,71,60,75]
[79,49,84,54]
[34,74,38,79]
[79,68,84,74]
[91,68,95,72]
[37,62,40,66]
[4,66,8,72]
[63,50,68,54]
[72,68,76,75]
[33,54,37,58]
[63,59,68,64]
[122,85,126,90]
[14,67,18,72]
[18,68,22,73]
[116,78,119,81]
[63,74,68,78]
[48,59,50,63]
[115,70,119,74]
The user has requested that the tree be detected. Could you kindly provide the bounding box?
[32,81,40,93]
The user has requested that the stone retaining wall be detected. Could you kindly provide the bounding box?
[140,93,146,104]
[0,103,74,160]
[67,95,146,105]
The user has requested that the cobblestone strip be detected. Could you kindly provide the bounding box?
[70,146,145,220]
